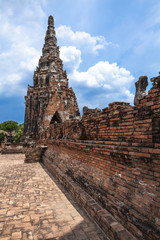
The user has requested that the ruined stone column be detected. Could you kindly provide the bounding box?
[134,75,148,105]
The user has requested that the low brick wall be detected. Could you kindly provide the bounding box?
[42,141,160,240]
[49,82,160,145]
[1,145,25,154]
[25,146,48,163]
[43,154,136,240]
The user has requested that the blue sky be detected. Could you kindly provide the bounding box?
[0,0,160,123]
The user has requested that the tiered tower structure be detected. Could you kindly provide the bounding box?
[24,16,80,138]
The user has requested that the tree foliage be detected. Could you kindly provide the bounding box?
[0,120,18,133]
[13,123,24,143]
[0,132,6,144]
[0,121,24,143]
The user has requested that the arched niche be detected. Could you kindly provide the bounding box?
[46,75,49,86]
[50,111,62,124]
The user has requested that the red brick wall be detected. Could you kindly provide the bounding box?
[50,86,160,144]
[42,81,160,239]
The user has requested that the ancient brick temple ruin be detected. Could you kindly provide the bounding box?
[24,16,80,139]
[24,16,160,240]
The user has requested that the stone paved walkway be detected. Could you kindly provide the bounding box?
[0,154,108,240]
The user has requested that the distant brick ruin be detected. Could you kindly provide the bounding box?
[24,16,160,240]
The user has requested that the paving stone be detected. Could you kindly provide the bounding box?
[0,154,108,240]
[0,237,11,240]
[11,231,22,239]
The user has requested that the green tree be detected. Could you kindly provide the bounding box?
[0,132,6,144]
[0,120,18,134]
[13,123,24,143]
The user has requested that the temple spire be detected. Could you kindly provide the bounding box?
[34,16,67,88]
[44,15,57,46]
[48,15,54,27]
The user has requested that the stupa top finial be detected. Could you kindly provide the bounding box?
[48,15,54,27]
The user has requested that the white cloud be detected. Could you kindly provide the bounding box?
[58,44,134,107]
[68,61,134,108]
[0,1,45,96]
[7,73,21,84]
[0,0,133,111]
[56,25,117,54]
[0,73,26,96]
[20,55,40,72]
[60,46,82,72]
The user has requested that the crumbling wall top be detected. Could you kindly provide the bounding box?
[134,75,148,105]
[151,72,160,88]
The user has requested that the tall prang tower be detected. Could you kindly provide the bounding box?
[24,16,81,138]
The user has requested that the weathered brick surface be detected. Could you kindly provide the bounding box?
[42,137,160,240]
[25,146,48,163]
[1,144,25,154]
[0,154,107,240]
[43,154,136,240]
[50,82,160,144]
